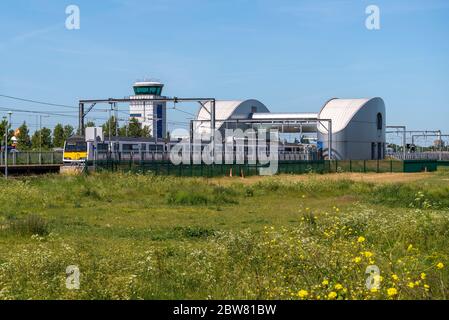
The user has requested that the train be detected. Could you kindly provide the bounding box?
[63,135,319,165]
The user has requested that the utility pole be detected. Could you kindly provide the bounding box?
[4,111,12,179]
[114,102,119,137]
[108,107,112,154]
[39,115,43,164]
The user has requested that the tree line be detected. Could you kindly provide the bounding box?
[0,117,151,151]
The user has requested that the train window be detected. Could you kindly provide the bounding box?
[123,144,139,151]
[141,144,147,151]
[97,143,108,151]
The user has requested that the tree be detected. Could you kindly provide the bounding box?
[118,118,152,138]
[63,125,74,140]
[53,124,65,148]
[16,122,31,150]
[31,127,52,150]
[0,119,7,145]
[102,116,119,138]
[128,117,142,137]
[86,121,96,127]
[141,125,151,138]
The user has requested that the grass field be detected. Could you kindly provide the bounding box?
[0,170,448,300]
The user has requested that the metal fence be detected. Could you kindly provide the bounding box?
[389,152,449,161]
[87,159,439,177]
[0,151,63,165]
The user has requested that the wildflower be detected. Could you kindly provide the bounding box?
[357,236,366,243]
[328,291,337,300]
[407,282,415,289]
[334,284,343,291]
[420,273,426,280]
[297,290,308,298]
[387,288,398,297]
[353,257,362,264]
[392,274,399,281]
[370,288,378,293]
[362,251,373,258]
[407,244,413,251]
[322,279,329,286]
[436,262,444,269]
[424,284,430,291]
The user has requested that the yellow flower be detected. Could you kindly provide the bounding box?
[387,288,398,297]
[370,288,378,293]
[424,284,430,291]
[334,284,343,291]
[392,274,399,281]
[420,273,426,280]
[297,290,308,298]
[328,291,337,300]
[353,257,362,264]
[407,244,413,251]
[436,262,444,269]
[322,279,329,286]
[357,236,366,243]
[407,282,415,288]
[362,251,373,258]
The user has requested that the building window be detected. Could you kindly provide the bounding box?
[130,113,142,118]
[377,113,383,130]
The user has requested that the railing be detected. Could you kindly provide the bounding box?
[0,151,63,165]
[389,152,449,161]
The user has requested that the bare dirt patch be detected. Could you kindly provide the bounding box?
[211,172,432,186]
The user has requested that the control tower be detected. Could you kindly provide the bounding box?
[129,80,166,139]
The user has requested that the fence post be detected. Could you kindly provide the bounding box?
[363,160,366,173]
[390,160,393,173]
[349,160,352,172]
[377,160,379,173]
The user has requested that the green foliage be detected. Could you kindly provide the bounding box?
[117,117,152,138]
[31,127,52,150]
[15,122,31,150]
[63,125,74,140]
[52,124,65,148]
[0,173,448,300]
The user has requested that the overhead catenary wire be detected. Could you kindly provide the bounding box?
[0,93,78,109]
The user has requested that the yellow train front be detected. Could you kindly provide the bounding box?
[63,135,88,165]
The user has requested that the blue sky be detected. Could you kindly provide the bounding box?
[0,0,448,143]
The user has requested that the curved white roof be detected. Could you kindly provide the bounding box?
[318,98,372,133]
[251,112,318,120]
[196,99,269,134]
